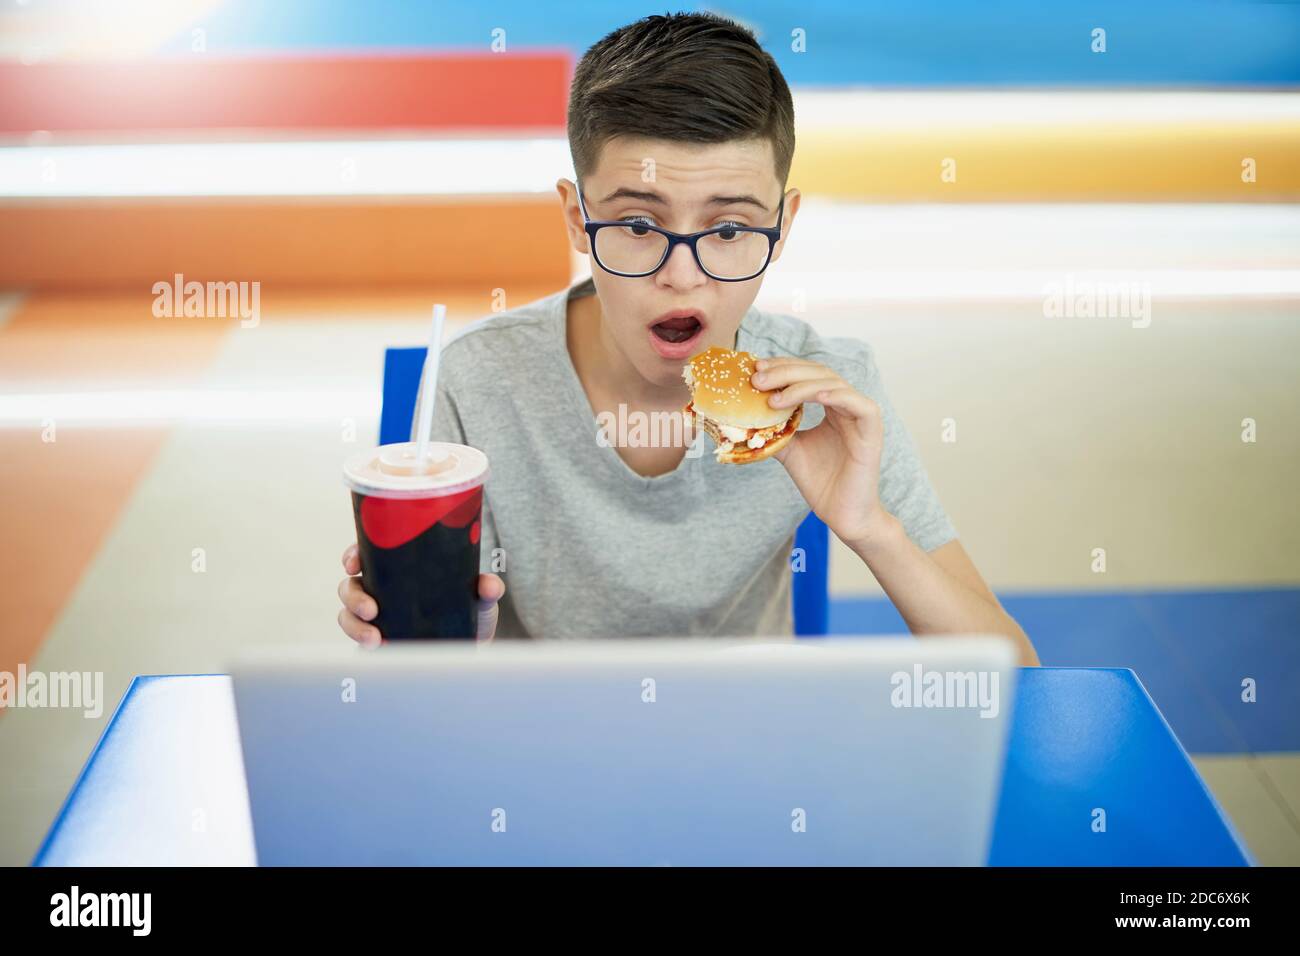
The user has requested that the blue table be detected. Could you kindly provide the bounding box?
[33,668,1252,866]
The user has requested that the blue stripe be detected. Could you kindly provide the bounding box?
[831,587,1300,754]
[156,1,1300,87]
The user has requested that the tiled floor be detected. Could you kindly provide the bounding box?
[1,202,1296,865]
[1192,755,1300,866]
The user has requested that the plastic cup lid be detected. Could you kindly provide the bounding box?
[343,442,488,499]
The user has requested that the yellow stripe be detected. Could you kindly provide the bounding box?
[792,120,1300,201]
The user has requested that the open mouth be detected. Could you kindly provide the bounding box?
[650,314,703,344]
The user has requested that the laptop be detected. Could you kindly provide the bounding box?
[230,636,1018,865]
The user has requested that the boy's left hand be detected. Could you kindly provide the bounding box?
[751,357,888,548]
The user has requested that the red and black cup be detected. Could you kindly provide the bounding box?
[344,442,490,641]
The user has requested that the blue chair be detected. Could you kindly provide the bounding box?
[381,347,830,635]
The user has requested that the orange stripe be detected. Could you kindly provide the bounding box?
[0,429,173,697]
[0,198,572,289]
[0,54,570,133]
[231,285,569,323]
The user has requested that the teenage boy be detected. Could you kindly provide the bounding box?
[338,13,1039,666]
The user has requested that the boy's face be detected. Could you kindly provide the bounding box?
[558,136,800,391]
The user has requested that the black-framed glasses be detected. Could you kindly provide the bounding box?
[577,182,785,282]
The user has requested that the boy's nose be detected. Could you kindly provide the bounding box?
[656,241,709,290]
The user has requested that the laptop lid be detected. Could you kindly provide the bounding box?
[231,636,1018,865]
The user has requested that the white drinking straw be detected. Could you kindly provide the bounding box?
[413,303,446,469]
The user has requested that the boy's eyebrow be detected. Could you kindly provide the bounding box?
[598,187,770,212]
[707,194,770,212]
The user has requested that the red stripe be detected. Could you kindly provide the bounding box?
[0,53,571,133]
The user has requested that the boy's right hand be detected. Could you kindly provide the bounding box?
[337,543,506,647]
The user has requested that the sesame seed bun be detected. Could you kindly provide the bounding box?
[681,346,793,429]
[681,346,803,465]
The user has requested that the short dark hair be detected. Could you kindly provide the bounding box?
[567,13,796,189]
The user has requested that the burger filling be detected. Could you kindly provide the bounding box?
[683,402,794,456]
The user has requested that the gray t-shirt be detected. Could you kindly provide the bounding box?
[416,278,956,639]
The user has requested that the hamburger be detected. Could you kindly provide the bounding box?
[682,346,803,464]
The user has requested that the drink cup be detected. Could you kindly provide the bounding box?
[343,442,489,641]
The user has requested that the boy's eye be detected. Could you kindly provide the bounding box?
[620,216,656,237]
[715,220,744,241]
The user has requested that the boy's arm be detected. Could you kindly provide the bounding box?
[753,351,1039,667]
[845,519,1040,666]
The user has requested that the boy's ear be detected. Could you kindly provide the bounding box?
[769,187,801,266]
[555,178,592,255]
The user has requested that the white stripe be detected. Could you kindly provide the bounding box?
[0,138,574,198]
[792,90,1300,128]
[760,270,1300,302]
[0,389,380,427]
[761,202,1300,302]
